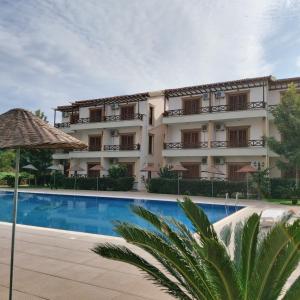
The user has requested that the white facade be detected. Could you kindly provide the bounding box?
[53,76,299,189]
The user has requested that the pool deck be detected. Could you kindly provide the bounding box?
[0,188,299,299]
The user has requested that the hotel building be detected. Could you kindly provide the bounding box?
[53,75,300,190]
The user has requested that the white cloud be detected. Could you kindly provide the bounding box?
[0,0,290,120]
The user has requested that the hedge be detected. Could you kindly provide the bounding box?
[51,175,134,191]
[148,177,299,199]
[148,178,247,197]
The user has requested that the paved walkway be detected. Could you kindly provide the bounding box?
[0,188,299,299]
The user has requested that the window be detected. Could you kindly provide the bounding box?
[182,164,200,178]
[228,93,248,111]
[182,131,199,148]
[70,111,79,124]
[148,135,154,154]
[149,106,154,125]
[89,136,102,151]
[120,105,134,120]
[120,134,134,150]
[228,163,247,181]
[90,108,102,122]
[183,98,200,115]
[228,127,248,147]
[87,163,99,178]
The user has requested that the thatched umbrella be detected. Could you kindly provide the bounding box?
[170,164,188,195]
[201,166,226,197]
[47,164,64,188]
[0,108,86,300]
[89,164,106,191]
[141,164,159,180]
[237,165,257,199]
[22,164,38,185]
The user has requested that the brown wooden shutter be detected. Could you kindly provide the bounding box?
[89,136,101,151]
[183,99,199,114]
[121,106,134,120]
[182,164,199,178]
[90,109,102,122]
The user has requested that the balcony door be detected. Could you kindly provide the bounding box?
[70,111,79,124]
[182,163,200,179]
[228,163,247,181]
[183,98,200,115]
[182,131,199,148]
[228,93,247,111]
[120,134,134,150]
[228,127,248,147]
[120,105,134,120]
[90,108,102,122]
[89,135,102,151]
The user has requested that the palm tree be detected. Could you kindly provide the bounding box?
[93,197,300,300]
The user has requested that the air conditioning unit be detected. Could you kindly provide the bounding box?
[110,129,119,137]
[111,103,119,110]
[215,123,225,131]
[203,93,209,101]
[201,157,208,164]
[215,91,225,99]
[215,157,225,165]
[202,124,208,132]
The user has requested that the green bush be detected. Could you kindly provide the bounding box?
[108,164,128,179]
[1,172,33,187]
[53,175,134,191]
[269,178,298,199]
[148,178,247,197]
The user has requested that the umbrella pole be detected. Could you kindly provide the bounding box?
[9,147,20,300]
[246,173,249,200]
[177,172,180,195]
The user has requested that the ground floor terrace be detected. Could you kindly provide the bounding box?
[1,189,299,299]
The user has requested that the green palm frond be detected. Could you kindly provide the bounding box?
[239,213,260,298]
[92,244,191,300]
[179,197,217,240]
[92,197,300,300]
[249,223,300,300]
[282,276,300,300]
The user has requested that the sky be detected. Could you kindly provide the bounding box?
[0,0,300,122]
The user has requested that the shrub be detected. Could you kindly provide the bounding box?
[108,164,128,179]
[53,175,134,191]
[148,178,247,197]
[269,178,297,199]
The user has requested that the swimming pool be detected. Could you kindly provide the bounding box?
[0,191,242,236]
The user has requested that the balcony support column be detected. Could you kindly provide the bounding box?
[207,121,214,179]
[53,109,57,126]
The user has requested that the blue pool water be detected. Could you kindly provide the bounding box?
[0,191,241,236]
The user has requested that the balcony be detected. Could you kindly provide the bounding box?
[163,101,266,124]
[162,139,266,157]
[102,144,141,158]
[164,142,208,150]
[54,113,144,131]
[210,139,265,148]
[103,144,140,151]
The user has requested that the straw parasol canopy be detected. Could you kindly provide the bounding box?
[89,164,106,171]
[170,164,188,172]
[237,165,257,173]
[22,164,38,171]
[0,108,87,300]
[0,108,86,150]
[141,164,159,172]
[68,165,85,172]
[47,164,64,171]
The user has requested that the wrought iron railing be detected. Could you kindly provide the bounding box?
[104,113,143,122]
[103,144,141,151]
[70,113,143,124]
[54,122,70,128]
[163,101,265,117]
[210,139,265,148]
[164,142,208,149]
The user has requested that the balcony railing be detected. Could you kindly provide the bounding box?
[163,101,265,117]
[210,139,265,148]
[164,142,208,150]
[54,122,70,128]
[103,144,141,151]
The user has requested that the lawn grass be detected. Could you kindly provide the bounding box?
[266,198,300,206]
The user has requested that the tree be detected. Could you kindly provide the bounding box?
[0,150,15,171]
[93,197,300,300]
[20,110,53,184]
[268,84,300,187]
